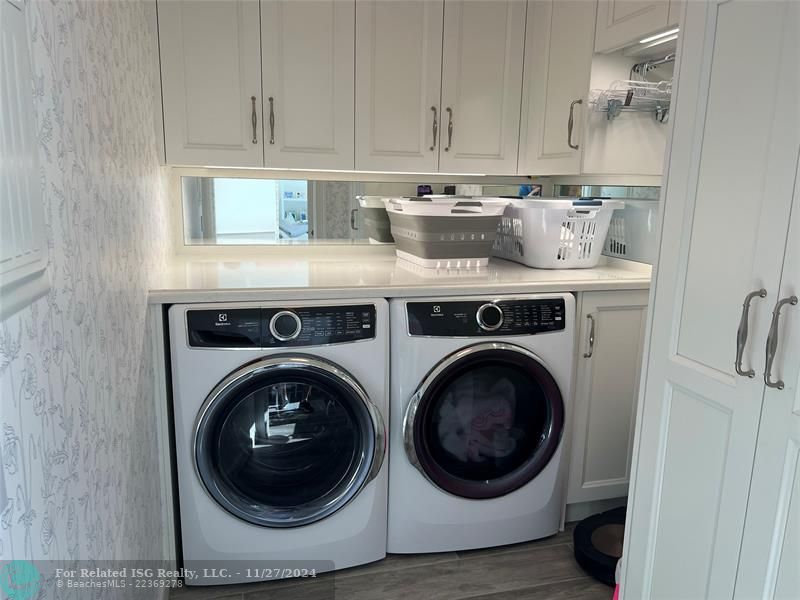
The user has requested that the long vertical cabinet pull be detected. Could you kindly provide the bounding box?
[268,97,275,145]
[250,96,258,144]
[734,288,767,377]
[764,295,798,389]
[430,106,438,151]
[583,314,596,358]
[445,107,454,151]
[567,99,582,150]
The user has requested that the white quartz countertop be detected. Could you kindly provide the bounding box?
[148,249,651,304]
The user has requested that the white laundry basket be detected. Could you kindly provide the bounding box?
[492,198,624,269]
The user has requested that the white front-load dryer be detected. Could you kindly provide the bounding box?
[168,299,388,585]
[388,294,575,553]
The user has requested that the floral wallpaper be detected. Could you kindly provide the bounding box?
[0,0,170,596]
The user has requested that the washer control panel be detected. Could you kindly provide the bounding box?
[262,305,376,347]
[407,298,566,337]
[187,305,376,348]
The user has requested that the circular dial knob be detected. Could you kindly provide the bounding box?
[269,310,302,341]
[476,303,504,332]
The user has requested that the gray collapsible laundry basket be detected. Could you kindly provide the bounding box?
[384,197,509,268]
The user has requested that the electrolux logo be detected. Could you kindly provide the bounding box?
[0,561,42,600]
[215,313,231,327]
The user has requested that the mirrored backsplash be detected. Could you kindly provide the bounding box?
[181,176,526,245]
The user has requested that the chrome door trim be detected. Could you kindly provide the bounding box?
[193,354,385,527]
[402,341,547,485]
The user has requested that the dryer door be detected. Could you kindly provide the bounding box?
[404,342,564,499]
[194,355,384,528]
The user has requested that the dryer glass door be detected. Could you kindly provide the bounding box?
[405,343,564,499]
[195,356,383,528]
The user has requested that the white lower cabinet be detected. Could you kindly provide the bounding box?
[567,290,649,505]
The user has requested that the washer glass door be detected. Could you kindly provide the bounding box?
[195,356,383,528]
[405,343,564,499]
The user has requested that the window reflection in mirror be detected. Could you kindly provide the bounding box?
[181,176,524,245]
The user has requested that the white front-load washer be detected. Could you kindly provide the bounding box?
[388,293,575,553]
[168,299,388,585]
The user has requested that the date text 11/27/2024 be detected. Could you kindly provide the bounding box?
[54,567,320,581]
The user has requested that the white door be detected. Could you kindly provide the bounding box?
[594,0,670,53]
[517,0,595,176]
[158,0,263,167]
[567,290,648,504]
[438,0,525,175]
[355,0,443,173]
[261,0,354,170]
[622,2,798,599]
[735,156,800,598]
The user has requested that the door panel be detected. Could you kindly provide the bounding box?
[517,0,596,176]
[621,2,798,598]
[438,0,525,175]
[159,0,263,167]
[676,1,793,376]
[568,291,648,504]
[649,385,732,598]
[261,0,354,169]
[735,156,800,597]
[355,0,443,173]
[594,0,670,52]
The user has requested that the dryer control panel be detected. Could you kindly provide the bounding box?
[187,305,376,348]
[407,298,566,337]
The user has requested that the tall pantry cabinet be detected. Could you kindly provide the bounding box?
[622,1,800,598]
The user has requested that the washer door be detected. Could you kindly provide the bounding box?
[194,355,384,528]
[404,342,564,499]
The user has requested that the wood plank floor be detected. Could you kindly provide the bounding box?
[170,524,613,600]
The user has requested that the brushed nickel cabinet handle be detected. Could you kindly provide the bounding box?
[583,314,595,358]
[568,99,582,150]
[445,107,453,152]
[250,96,258,144]
[764,295,798,390]
[430,106,438,151]
[735,288,767,378]
[268,96,275,145]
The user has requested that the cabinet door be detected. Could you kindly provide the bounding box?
[355,0,443,173]
[734,159,800,597]
[568,290,648,505]
[158,0,263,167]
[517,0,595,176]
[438,0,526,175]
[621,2,798,598]
[261,1,354,170]
[594,0,670,53]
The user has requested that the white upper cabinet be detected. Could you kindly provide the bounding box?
[517,0,595,176]
[159,0,263,167]
[595,0,671,53]
[438,0,526,175]
[261,1,355,170]
[355,0,444,173]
